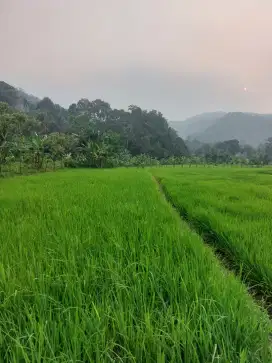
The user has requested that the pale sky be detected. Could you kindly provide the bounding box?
[1,0,272,119]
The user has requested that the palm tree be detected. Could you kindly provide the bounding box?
[29,134,46,170]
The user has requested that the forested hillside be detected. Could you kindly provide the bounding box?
[0,81,40,111]
[170,112,226,138]
[0,81,188,172]
[193,112,272,146]
[171,111,272,146]
[2,81,272,174]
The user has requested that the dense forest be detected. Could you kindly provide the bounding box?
[186,138,272,165]
[1,81,272,176]
[0,81,189,173]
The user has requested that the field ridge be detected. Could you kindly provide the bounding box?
[153,174,272,318]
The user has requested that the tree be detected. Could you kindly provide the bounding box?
[43,133,69,168]
[215,139,240,155]
[0,95,192,174]
[263,137,272,163]
[34,97,68,133]
[0,102,38,172]
[29,134,47,170]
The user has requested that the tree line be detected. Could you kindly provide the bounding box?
[1,91,272,177]
[186,138,272,166]
[0,97,189,175]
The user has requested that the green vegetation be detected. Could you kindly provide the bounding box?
[0,169,271,362]
[1,93,272,360]
[0,80,189,175]
[0,99,188,175]
[152,166,272,298]
[2,81,272,178]
[185,138,272,166]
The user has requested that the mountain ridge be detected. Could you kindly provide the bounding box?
[169,112,226,139]
[0,81,40,111]
[171,111,272,146]
[2,80,272,147]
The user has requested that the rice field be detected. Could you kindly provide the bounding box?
[0,168,271,362]
[151,167,272,299]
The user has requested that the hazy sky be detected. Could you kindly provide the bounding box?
[1,0,272,120]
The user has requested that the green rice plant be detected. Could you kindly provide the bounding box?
[151,166,272,298]
[0,169,271,362]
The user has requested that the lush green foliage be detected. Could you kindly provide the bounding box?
[0,169,271,362]
[152,166,272,298]
[186,138,272,165]
[3,81,272,176]
[0,99,189,175]
[67,100,188,159]
[0,81,189,174]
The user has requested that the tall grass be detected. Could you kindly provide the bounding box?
[152,166,272,299]
[0,169,271,362]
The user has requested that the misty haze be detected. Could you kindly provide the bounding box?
[2,0,272,149]
[1,0,272,117]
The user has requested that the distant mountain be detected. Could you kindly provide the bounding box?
[170,112,226,138]
[17,88,40,106]
[171,111,272,146]
[0,81,40,111]
[194,112,272,146]
[4,79,272,147]
[0,81,69,133]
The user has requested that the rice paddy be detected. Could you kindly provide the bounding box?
[152,167,272,298]
[0,168,271,362]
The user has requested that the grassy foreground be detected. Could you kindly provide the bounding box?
[0,169,271,362]
[152,166,272,298]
